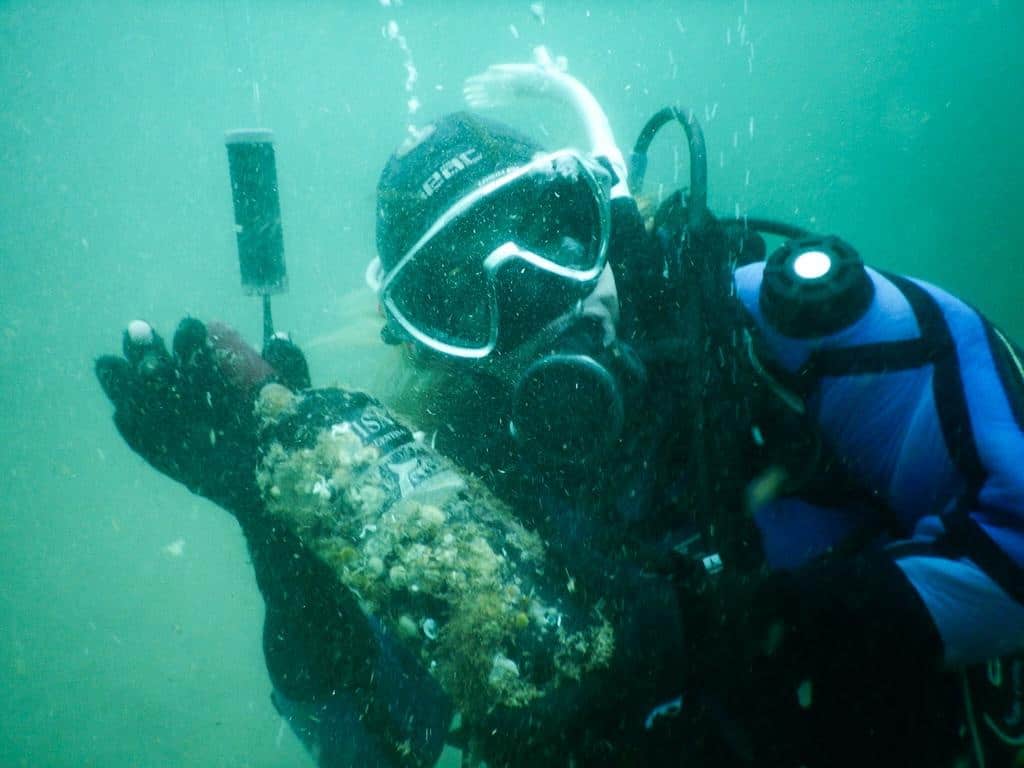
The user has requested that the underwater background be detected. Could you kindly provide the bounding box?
[1,1,1021,765]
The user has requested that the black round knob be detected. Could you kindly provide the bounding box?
[760,235,874,338]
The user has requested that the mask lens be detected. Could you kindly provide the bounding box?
[491,259,583,350]
[382,152,609,355]
[386,229,493,349]
[516,162,604,270]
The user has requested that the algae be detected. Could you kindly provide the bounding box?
[254,385,614,720]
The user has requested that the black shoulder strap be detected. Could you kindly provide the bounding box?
[884,274,986,494]
[878,276,1024,605]
[744,275,955,398]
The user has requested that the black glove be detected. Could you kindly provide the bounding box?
[97,327,450,767]
[676,552,962,767]
[96,319,368,693]
[96,317,352,696]
[96,318,309,515]
[462,563,690,768]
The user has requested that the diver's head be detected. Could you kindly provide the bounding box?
[373,112,615,363]
[372,112,639,464]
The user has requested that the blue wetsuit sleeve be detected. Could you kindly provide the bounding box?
[753,497,1024,664]
[896,548,1024,666]
[753,497,880,571]
[878,277,1024,663]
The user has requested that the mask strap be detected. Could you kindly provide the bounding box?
[365,256,383,294]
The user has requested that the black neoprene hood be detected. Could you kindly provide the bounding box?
[375,112,543,274]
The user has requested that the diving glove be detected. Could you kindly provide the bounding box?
[97,321,453,766]
[95,317,309,515]
[674,552,959,767]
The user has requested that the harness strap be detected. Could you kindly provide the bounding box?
[884,274,987,493]
[871,275,1024,605]
[803,336,944,377]
[936,500,1024,606]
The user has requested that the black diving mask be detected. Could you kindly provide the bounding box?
[377,150,612,359]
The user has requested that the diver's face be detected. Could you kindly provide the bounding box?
[413,261,622,394]
[379,150,612,362]
[400,236,589,349]
[397,267,633,469]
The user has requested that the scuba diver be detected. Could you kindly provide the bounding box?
[96,50,1024,767]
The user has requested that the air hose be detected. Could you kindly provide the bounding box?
[629,107,811,243]
[629,106,708,228]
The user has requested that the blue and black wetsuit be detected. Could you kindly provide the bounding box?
[689,249,1024,766]
[735,258,1024,664]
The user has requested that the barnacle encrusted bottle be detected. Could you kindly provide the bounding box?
[254,383,614,720]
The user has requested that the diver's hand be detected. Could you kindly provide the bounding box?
[95,318,310,515]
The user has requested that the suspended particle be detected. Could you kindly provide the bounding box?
[163,538,186,557]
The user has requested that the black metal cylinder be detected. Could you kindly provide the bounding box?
[225,129,287,295]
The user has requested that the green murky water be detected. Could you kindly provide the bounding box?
[1,1,1021,764]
